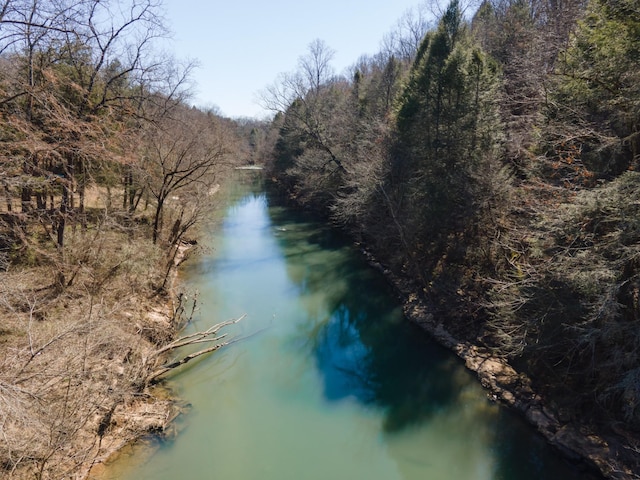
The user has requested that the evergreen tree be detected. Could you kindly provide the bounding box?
[393,0,502,265]
[554,0,640,175]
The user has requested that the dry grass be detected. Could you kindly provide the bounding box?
[0,188,189,479]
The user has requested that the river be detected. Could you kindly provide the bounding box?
[99,175,586,480]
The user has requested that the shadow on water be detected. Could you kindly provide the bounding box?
[96,175,592,480]
[265,192,590,480]
[267,201,475,430]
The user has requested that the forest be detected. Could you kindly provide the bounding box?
[261,0,640,477]
[0,0,639,478]
[0,0,250,477]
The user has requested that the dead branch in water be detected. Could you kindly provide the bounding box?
[147,315,245,383]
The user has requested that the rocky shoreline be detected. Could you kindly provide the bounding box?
[78,241,638,480]
[362,249,638,480]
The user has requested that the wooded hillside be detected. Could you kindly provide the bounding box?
[0,1,244,477]
[263,0,640,476]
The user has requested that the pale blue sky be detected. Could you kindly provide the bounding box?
[162,0,429,119]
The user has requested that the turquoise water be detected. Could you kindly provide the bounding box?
[101,181,587,480]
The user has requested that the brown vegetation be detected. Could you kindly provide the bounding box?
[0,1,247,477]
[0,192,165,478]
[0,182,246,479]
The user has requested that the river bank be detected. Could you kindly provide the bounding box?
[18,175,631,480]
[89,185,594,480]
[0,219,196,480]
[360,248,637,480]
[81,241,198,480]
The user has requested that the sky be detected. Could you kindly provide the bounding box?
[161,0,429,119]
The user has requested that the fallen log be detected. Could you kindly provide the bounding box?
[147,315,245,383]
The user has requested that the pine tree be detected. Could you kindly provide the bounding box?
[393,0,502,260]
[554,0,640,175]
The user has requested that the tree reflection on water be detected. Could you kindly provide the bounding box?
[268,198,588,480]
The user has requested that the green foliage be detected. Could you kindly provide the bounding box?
[393,0,502,267]
[272,105,306,177]
[354,56,406,119]
[265,0,640,447]
[553,0,640,175]
[494,172,640,426]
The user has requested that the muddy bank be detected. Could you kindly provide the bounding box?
[362,250,638,480]
[78,306,187,480]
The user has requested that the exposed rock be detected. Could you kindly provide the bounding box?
[363,248,638,480]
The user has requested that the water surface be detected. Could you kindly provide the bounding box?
[102,179,585,480]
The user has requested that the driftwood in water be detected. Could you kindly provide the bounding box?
[147,315,245,383]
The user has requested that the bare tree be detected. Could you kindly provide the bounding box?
[380,3,434,61]
[63,0,169,116]
[0,0,181,269]
[262,38,337,113]
[261,39,350,178]
[298,38,335,94]
[141,106,232,246]
[379,0,483,62]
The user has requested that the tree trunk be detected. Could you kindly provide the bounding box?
[3,182,12,212]
[152,196,164,244]
[78,160,86,229]
[128,182,136,212]
[21,186,32,212]
[54,180,69,290]
[123,169,131,210]
[36,191,46,210]
[57,181,68,249]
[132,187,144,212]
